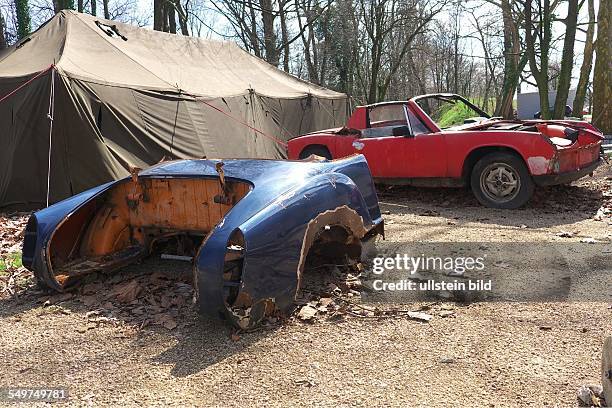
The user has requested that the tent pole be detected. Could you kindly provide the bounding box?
[46,67,55,208]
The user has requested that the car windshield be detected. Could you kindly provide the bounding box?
[416,96,488,129]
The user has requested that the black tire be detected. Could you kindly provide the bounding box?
[470,152,534,209]
[299,145,332,160]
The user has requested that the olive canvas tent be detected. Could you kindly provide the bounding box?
[0,11,349,207]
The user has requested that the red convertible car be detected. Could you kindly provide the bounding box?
[287,94,604,209]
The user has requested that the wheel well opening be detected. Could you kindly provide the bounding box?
[297,224,362,300]
[299,144,332,159]
[462,146,525,182]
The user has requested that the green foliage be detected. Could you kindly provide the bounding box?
[15,0,31,40]
[0,252,22,273]
[437,103,472,128]
[435,98,494,129]
[55,0,75,10]
[63,0,75,10]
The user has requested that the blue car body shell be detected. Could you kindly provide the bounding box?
[22,155,383,327]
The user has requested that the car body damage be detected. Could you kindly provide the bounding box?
[287,93,604,209]
[22,156,383,328]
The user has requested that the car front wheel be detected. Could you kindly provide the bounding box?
[470,153,534,209]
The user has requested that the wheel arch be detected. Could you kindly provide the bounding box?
[461,145,529,182]
[299,144,333,159]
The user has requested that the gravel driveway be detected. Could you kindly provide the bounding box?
[0,163,610,407]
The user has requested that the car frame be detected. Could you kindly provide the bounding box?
[287,93,604,209]
[22,156,384,328]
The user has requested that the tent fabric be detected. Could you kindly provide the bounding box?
[0,11,349,207]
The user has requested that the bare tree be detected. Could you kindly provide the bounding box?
[0,9,7,48]
[524,0,561,119]
[572,0,595,117]
[153,0,188,34]
[260,0,277,65]
[356,0,445,103]
[592,0,611,134]
[494,0,527,118]
[552,0,579,119]
[279,0,290,71]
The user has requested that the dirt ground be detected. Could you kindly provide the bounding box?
[0,163,610,407]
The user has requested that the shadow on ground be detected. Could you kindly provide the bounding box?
[377,181,607,228]
[0,256,281,377]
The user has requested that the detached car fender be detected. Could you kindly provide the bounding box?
[23,156,383,329]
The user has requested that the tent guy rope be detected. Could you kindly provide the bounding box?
[198,98,289,148]
[46,67,56,208]
[0,65,54,104]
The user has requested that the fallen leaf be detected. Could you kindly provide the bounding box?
[82,295,99,307]
[82,282,104,295]
[49,292,74,303]
[154,314,177,330]
[407,311,432,322]
[556,231,574,238]
[112,280,142,303]
[297,305,318,321]
[230,333,241,342]
[319,298,334,307]
[294,378,316,387]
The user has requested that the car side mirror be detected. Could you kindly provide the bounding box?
[392,125,412,137]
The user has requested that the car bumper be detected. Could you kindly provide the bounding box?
[532,157,602,186]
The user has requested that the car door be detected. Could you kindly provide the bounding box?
[405,105,448,178]
[348,103,448,180]
[350,103,415,179]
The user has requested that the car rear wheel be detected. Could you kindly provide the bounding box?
[299,145,332,160]
[470,153,534,209]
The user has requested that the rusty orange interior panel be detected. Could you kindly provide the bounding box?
[48,177,250,285]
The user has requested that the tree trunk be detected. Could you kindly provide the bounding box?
[174,0,189,35]
[495,0,522,118]
[91,0,96,15]
[57,0,75,10]
[153,0,162,30]
[77,0,83,12]
[592,0,612,134]
[162,3,169,32]
[525,0,552,119]
[15,0,31,39]
[553,0,578,119]
[103,0,109,19]
[168,2,177,34]
[279,0,290,72]
[248,1,260,57]
[0,11,6,49]
[259,0,278,65]
[572,0,595,117]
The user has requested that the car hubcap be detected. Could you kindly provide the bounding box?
[480,163,520,203]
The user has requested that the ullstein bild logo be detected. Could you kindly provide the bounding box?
[371,278,492,292]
